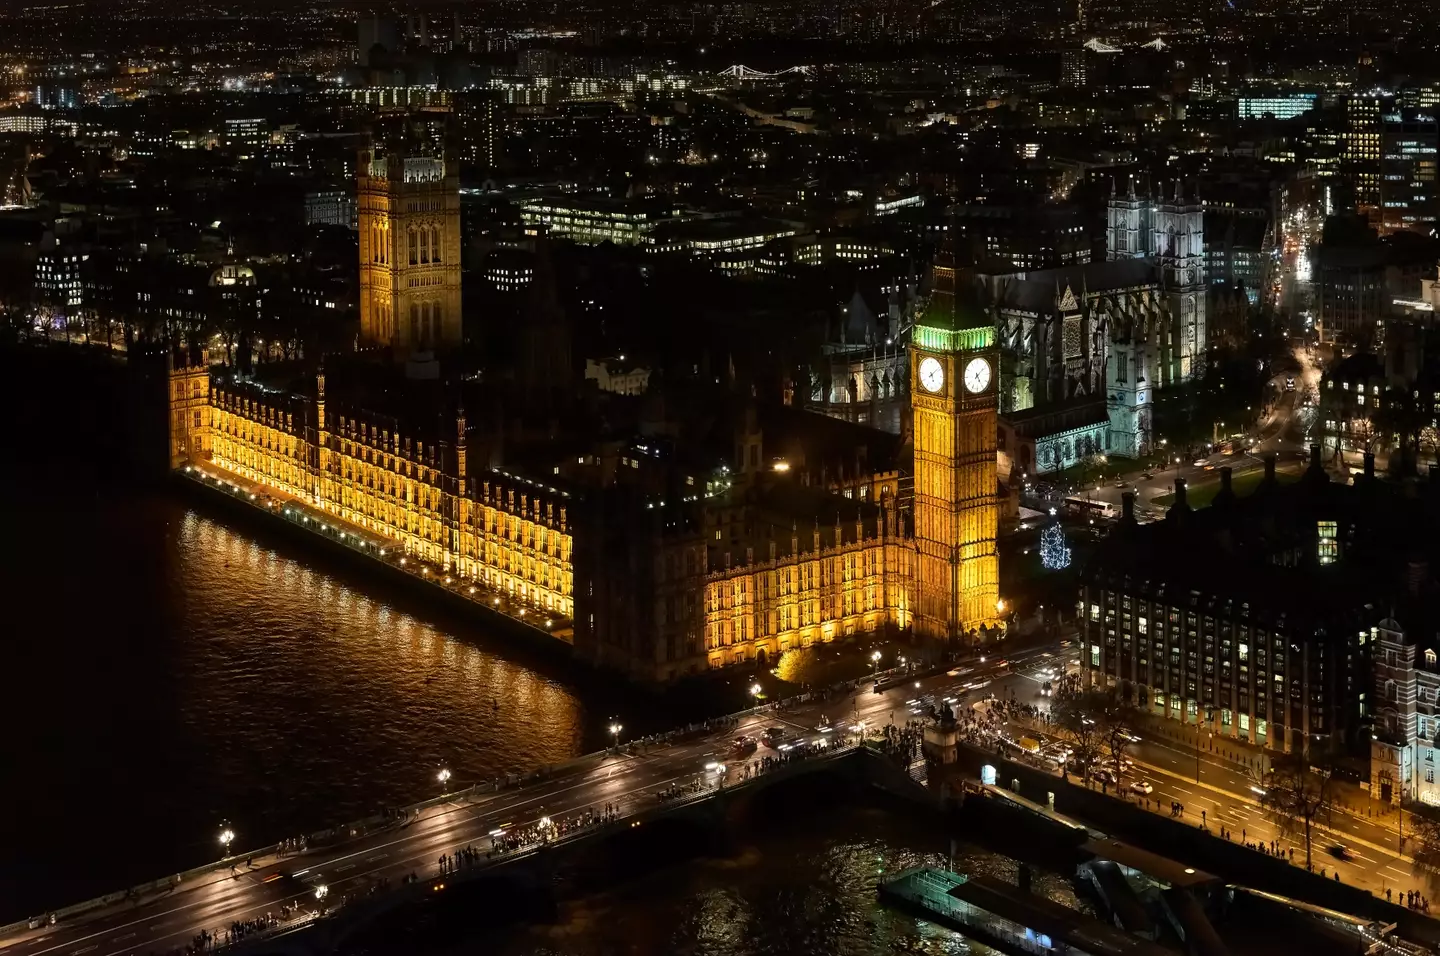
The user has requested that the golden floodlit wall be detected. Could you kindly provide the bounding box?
[702,517,914,670]
[169,346,994,678]
[183,358,577,637]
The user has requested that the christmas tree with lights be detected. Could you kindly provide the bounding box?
[1040,522,1071,571]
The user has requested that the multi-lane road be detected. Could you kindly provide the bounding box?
[983,660,1435,902]
[0,644,1065,956]
[7,637,1429,956]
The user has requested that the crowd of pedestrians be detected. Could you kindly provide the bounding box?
[477,804,622,859]
[1390,889,1430,912]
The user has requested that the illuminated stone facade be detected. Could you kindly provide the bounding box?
[166,255,1005,681]
[358,130,463,355]
[910,254,1002,639]
[701,497,915,670]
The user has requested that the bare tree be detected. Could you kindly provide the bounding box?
[1408,805,1440,871]
[1098,683,1141,793]
[1052,673,1105,783]
[1259,751,1334,870]
[1419,425,1440,472]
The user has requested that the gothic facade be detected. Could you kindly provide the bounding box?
[983,180,1206,474]
[357,126,463,356]
[166,258,1005,682]
[809,286,914,435]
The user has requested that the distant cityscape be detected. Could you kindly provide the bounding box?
[5,0,1440,954]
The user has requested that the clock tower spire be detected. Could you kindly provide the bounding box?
[910,245,1001,642]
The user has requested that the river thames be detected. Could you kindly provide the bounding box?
[0,353,668,922]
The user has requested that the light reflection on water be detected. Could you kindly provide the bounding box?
[4,488,600,921]
[498,805,1081,956]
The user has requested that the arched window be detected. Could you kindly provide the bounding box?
[1387,679,1397,702]
[1427,649,1437,669]
[408,229,418,265]
[432,226,442,263]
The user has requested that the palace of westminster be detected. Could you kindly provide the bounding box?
[162,123,1212,683]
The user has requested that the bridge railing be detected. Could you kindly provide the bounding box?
[1,667,906,940]
[214,740,872,953]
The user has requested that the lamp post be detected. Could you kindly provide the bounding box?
[437,767,452,792]
[1400,784,1409,853]
[871,649,882,677]
[749,683,762,702]
[1195,712,1213,783]
[218,824,235,859]
[609,722,623,749]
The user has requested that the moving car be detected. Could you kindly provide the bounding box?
[730,735,757,756]
[1129,780,1154,795]
[761,727,787,748]
[1328,844,1351,861]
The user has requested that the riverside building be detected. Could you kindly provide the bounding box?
[165,245,1007,682]
[1080,451,1440,762]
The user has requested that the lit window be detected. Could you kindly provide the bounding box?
[1317,520,1338,565]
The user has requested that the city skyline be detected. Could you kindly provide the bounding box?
[4,1,1440,954]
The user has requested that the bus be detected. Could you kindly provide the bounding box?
[1063,496,1116,520]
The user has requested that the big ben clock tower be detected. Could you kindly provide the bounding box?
[910,247,1000,641]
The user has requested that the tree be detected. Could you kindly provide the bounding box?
[1409,805,1440,871]
[1097,683,1141,792]
[1258,751,1334,870]
[1420,425,1440,472]
[1052,674,1105,783]
[1040,522,1071,570]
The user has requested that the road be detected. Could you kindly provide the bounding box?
[0,643,1066,956]
[10,635,1431,956]
[982,658,1437,906]
[1066,354,1316,523]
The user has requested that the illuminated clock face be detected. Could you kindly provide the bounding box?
[964,357,991,394]
[918,356,945,393]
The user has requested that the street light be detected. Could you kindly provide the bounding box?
[871,649,882,676]
[609,722,623,747]
[749,683,762,700]
[314,884,329,901]
[218,825,235,857]
[437,767,452,790]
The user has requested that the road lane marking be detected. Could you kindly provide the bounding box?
[13,659,1064,956]
[22,762,705,956]
[365,853,387,862]
[112,934,134,942]
[335,864,356,872]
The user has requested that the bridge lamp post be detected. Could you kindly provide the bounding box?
[218,825,235,858]
[437,767,452,792]
[609,722,623,749]
[749,683,762,702]
[871,650,883,676]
